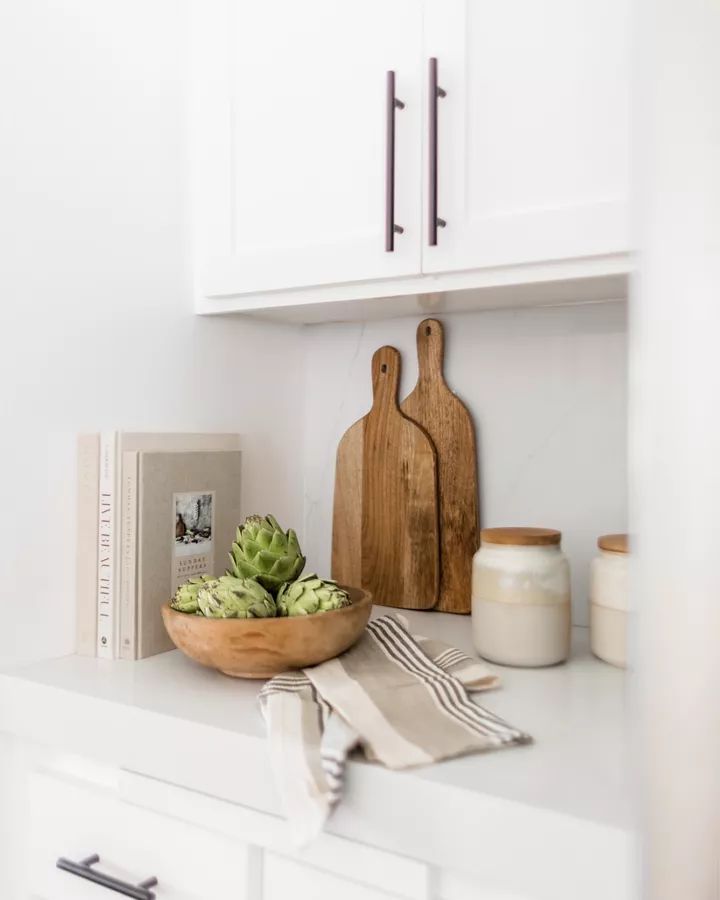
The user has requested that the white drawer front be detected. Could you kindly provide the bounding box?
[123,770,429,900]
[264,852,400,900]
[28,771,248,900]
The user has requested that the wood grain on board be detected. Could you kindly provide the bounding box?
[401,319,479,614]
[332,346,440,610]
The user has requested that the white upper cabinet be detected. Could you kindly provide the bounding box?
[423,0,630,274]
[191,0,630,320]
[191,0,423,299]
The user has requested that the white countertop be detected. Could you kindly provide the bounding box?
[0,610,634,893]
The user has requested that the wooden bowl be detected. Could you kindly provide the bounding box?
[161,587,372,679]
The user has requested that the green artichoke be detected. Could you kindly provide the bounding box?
[197,575,276,619]
[277,574,350,617]
[171,575,216,614]
[227,514,305,595]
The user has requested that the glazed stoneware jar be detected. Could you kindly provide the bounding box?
[472,527,571,667]
[590,533,629,668]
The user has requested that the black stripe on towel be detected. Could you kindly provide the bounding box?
[374,618,515,732]
[368,618,527,745]
[376,617,522,737]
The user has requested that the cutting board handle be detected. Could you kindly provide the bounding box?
[416,318,445,384]
[371,345,401,410]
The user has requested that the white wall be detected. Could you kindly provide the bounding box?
[303,302,628,625]
[0,0,303,666]
[0,6,629,664]
[632,0,720,894]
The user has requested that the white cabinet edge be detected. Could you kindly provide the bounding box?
[195,253,631,323]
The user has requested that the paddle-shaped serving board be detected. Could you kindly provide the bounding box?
[401,319,479,614]
[332,346,440,609]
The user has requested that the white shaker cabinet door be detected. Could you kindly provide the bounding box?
[192,0,423,301]
[27,771,248,900]
[423,0,629,274]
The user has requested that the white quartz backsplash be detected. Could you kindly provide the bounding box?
[301,301,628,625]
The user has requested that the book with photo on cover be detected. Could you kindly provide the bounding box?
[75,432,241,659]
[136,450,242,659]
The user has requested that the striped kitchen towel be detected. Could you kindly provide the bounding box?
[259,614,530,844]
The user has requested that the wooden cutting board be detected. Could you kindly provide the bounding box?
[332,345,440,609]
[401,319,479,614]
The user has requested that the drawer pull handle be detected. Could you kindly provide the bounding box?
[428,57,446,246]
[385,69,405,252]
[56,854,158,899]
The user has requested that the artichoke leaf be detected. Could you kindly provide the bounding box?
[226,514,306,596]
[277,574,350,617]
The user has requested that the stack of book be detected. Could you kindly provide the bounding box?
[76,432,242,659]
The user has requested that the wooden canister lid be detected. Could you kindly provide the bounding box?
[598,533,629,554]
[480,527,562,546]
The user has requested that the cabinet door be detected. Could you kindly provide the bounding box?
[423,0,629,274]
[193,0,423,301]
[27,772,248,900]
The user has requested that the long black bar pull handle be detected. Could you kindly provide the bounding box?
[57,854,158,899]
[428,57,447,246]
[385,70,405,252]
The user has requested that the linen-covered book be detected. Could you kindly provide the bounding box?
[116,432,241,659]
[136,450,242,659]
[75,431,241,659]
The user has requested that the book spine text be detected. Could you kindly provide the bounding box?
[119,451,139,660]
[96,432,116,658]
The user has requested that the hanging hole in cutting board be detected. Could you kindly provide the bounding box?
[381,363,387,372]
[426,325,432,335]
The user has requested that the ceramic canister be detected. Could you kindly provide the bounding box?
[472,527,571,667]
[590,533,629,668]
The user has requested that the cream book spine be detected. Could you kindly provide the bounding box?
[119,451,139,660]
[96,432,117,658]
[76,434,99,656]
